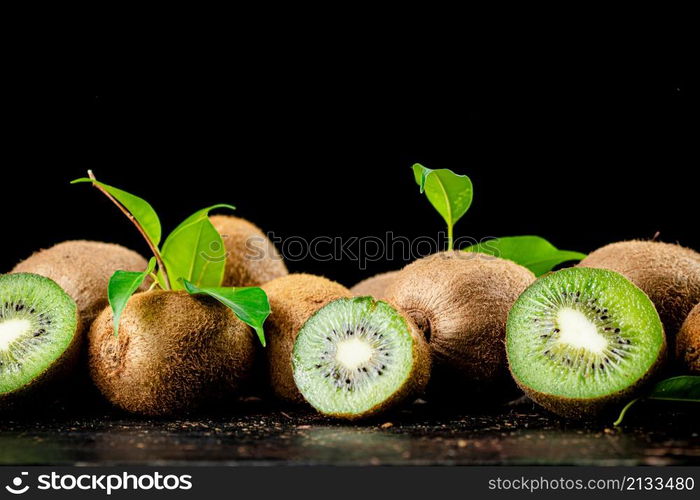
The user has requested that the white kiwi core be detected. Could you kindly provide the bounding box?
[0,318,32,351]
[335,337,373,369]
[556,307,607,353]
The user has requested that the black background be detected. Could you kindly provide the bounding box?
[4,38,694,287]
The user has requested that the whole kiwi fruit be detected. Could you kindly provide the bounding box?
[88,290,256,416]
[385,251,536,398]
[676,303,700,374]
[12,240,148,328]
[579,240,700,338]
[261,273,351,403]
[350,271,401,299]
[210,215,288,287]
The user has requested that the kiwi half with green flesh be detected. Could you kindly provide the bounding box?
[676,303,700,373]
[579,240,700,339]
[210,215,288,287]
[12,240,148,327]
[507,267,666,419]
[88,290,255,416]
[350,271,401,299]
[0,273,80,407]
[261,274,351,403]
[293,297,430,419]
[385,251,535,397]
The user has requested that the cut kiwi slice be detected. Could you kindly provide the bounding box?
[292,297,430,419]
[507,267,665,419]
[0,273,79,399]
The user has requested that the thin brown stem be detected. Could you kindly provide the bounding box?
[87,170,171,290]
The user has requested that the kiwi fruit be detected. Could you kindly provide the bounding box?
[0,273,81,407]
[579,240,700,338]
[676,303,700,373]
[210,215,288,287]
[507,267,666,419]
[293,296,430,419]
[384,251,535,396]
[261,273,351,402]
[12,240,148,327]
[88,290,256,416]
[350,271,401,299]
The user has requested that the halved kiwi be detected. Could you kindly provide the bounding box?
[293,297,430,419]
[0,273,80,406]
[507,267,666,419]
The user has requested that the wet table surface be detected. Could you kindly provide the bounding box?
[1,398,699,466]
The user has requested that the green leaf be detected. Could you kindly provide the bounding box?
[464,236,586,276]
[160,204,236,290]
[614,376,700,426]
[108,258,156,336]
[647,375,700,402]
[412,164,473,249]
[72,177,162,246]
[182,280,270,346]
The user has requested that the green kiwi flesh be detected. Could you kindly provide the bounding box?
[507,267,665,419]
[0,273,79,400]
[293,297,430,419]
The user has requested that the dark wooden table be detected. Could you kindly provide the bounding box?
[1,399,698,466]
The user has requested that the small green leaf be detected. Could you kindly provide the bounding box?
[160,204,236,290]
[412,164,473,249]
[182,280,270,346]
[464,236,586,276]
[72,177,162,246]
[647,375,700,402]
[613,376,700,426]
[108,258,156,336]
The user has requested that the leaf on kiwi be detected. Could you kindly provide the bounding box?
[160,204,236,290]
[108,258,156,336]
[412,163,473,249]
[182,279,270,346]
[72,177,162,247]
[614,376,700,426]
[464,235,586,276]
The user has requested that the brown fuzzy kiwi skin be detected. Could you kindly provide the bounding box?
[308,300,431,421]
[350,271,401,299]
[676,303,700,373]
[384,251,536,398]
[0,297,82,411]
[513,338,667,420]
[579,240,700,339]
[210,215,288,287]
[12,240,148,328]
[88,290,256,416]
[262,274,352,403]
